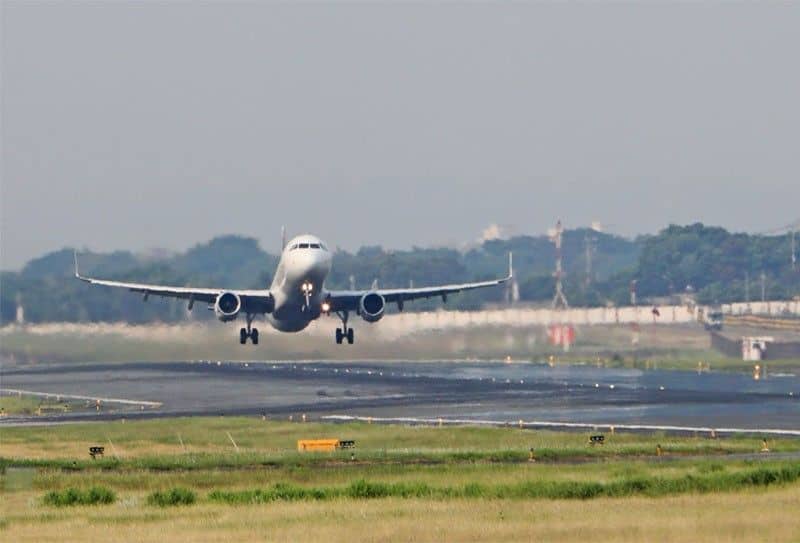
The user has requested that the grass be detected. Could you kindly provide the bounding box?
[3,321,787,370]
[2,416,794,465]
[207,463,800,503]
[3,488,800,542]
[0,396,71,416]
[3,417,800,541]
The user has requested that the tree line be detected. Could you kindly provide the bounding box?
[1,224,797,323]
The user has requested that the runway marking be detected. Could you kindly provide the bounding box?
[322,415,800,437]
[0,388,162,408]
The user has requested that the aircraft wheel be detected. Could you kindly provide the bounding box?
[240,328,247,345]
[251,328,259,345]
[346,328,354,345]
[335,328,343,345]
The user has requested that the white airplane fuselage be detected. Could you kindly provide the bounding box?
[267,234,333,332]
[75,231,512,345]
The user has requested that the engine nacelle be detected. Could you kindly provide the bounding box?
[214,292,242,322]
[359,292,386,323]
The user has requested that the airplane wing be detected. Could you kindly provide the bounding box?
[73,252,274,313]
[326,253,513,311]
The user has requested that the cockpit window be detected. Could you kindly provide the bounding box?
[289,241,326,251]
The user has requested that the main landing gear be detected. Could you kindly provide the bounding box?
[240,314,259,345]
[335,310,354,345]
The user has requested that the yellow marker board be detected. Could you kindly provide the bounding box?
[297,439,340,452]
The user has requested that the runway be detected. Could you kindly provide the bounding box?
[1,360,798,431]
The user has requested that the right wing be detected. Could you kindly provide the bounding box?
[327,253,513,311]
[73,252,274,313]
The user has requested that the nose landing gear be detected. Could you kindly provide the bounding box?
[301,281,314,312]
[335,310,354,345]
[239,313,259,345]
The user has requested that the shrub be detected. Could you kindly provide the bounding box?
[147,487,196,507]
[463,482,486,498]
[42,486,116,506]
[347,480,391,499]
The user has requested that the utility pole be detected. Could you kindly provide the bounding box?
[15,293,24,325]
[760,271,766,303]
[583,232,596,288]
[758,219,799,272]
[745,271,751,313]
[550,220,569,309]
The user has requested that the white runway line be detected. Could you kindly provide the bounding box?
[322,415,800,437]
[0,388,162,408]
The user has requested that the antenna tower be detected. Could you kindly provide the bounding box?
[550,220,569,309]
[759,219,800,272]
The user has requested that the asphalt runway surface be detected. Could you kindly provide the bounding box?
[0,361,800,430]
[2,361,799,431]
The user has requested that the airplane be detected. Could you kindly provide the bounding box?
[74,233,513,345]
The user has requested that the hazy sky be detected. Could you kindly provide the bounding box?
[2,2,799,269]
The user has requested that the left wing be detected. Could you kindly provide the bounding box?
[73,252,274,313]
[326,253,513,311]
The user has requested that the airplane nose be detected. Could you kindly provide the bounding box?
[291,251,331,281]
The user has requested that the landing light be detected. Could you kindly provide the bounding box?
[321,302,331,313]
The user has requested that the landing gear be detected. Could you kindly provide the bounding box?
[240,314,259,345]
[335,311,354,345]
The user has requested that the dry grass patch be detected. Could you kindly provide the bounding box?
[2,487,800,542]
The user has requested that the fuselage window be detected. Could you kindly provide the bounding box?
[299,243,310,249]
[309,243,321,249]
[289,244,299,251]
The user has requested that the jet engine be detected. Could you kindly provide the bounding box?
[214,292,242,322]
[359,292,386,323]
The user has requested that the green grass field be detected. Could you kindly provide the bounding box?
[3,416,797,464]
[5,321,790,371]
[0,396,45,416]
[2,417,800,541]
[0,395,80,416]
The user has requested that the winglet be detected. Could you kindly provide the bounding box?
[508,252,514,280]
[73,250,89,281]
